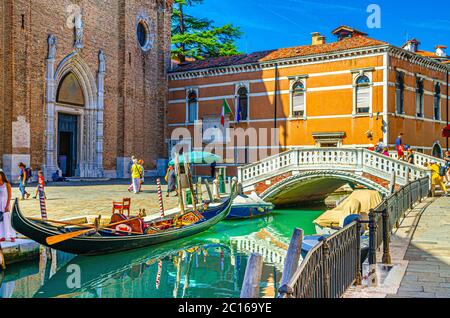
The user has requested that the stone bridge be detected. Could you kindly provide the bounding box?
[237,148,434,206]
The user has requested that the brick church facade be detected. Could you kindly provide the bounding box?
[0,0,172,181]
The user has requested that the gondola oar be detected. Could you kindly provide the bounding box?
[46,215,143,246]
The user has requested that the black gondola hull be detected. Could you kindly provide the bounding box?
[11,197,234,256]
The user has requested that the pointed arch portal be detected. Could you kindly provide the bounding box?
[44,52,104,178]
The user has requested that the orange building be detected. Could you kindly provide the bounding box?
[167,26,450,175]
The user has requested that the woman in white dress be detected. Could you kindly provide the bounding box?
[0,170,15,242]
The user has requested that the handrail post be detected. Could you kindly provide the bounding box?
[280,229,304,288]
[322,238,331,298]
[355,221,362,285]
[381,207,392,264]
[240,253,263,298]
[368,209,378,286]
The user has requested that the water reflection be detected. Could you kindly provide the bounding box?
[1,207,324,298]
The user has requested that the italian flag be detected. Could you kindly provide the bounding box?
[221,99,232,126]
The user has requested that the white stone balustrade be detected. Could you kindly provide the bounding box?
[238,148,432,191]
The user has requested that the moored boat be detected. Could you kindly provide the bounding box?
[226,193,274,220]
[11,193,235,256]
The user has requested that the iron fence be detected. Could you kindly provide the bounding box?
[278,221,361,298]
[370,176,430,264]
[277,176,430,298]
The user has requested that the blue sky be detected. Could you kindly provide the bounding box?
[188,0,450,54]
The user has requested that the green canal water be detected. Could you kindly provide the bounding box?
[0,206,325,299]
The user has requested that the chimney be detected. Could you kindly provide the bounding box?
[403,39,420,53]
[311,32,326,45]
[436,45,447,57]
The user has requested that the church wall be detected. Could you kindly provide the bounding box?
[1,0,172,180]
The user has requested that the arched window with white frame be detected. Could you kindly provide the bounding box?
[187,90,198,123]
[355,75,371,114]
[291,81,306,118]
[236,86,249,121]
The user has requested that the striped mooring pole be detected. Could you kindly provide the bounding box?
[156,260,162,289]
[38,184,47,221]
[156,178,165,218]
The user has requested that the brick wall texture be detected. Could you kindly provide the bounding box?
[0,0,172,174]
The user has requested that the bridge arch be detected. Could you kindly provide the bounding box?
[260,170,389,206]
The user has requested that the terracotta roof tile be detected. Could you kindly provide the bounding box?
[171,35,387,73]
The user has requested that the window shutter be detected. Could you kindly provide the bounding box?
[293,92,305,115]
[356,86,370,112]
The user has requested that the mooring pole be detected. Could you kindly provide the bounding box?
[240,253,263,298]
[280,228,303,288]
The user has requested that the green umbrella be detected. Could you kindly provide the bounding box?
[169,151,221,166]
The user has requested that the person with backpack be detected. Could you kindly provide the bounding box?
[17,162,31,200]
[425,162,448,197]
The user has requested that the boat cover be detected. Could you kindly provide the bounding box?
[314,190,382,228]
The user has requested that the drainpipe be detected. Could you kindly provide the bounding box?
[274,63,279,130]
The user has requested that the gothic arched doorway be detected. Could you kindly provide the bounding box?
[56,72,84,177]
[44,50,105,179]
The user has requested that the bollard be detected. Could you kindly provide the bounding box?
[204,179,214,202]
[240,253,263,298]
[280,229,303,288]
[382,208,392,264]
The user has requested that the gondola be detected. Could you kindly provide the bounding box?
[11,192,235,256]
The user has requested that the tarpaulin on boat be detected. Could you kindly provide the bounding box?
[314,190,382,228]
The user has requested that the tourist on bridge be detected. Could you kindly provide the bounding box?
[444,151,450,185]
[425,162,448,197]
[406,147,415,165]
[130,159,144,194]
[17,162,30,200]
[0,170,16,242]
[375,138,385,153]
[396,133,405,161]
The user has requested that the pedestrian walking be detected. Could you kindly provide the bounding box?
[406,147,415,165]
[33,170,47,199]
[425,162,448,197]
[130,159,143,194]
[128,155,137,192]
[444,151,450,185]
[166,165,178,197]
[396,133,405,161]
[0,170,16,242]
[138,159,145,192]
[17,162,30,200]
[210,161,217,179]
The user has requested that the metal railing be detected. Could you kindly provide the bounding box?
[369,176,430,264]
[278,221,361,298]
[277,176,431,298]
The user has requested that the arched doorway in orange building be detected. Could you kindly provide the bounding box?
[432,142,443,158]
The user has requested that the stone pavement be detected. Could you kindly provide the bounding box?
[390,196,450,298]
[11,179,180,220]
